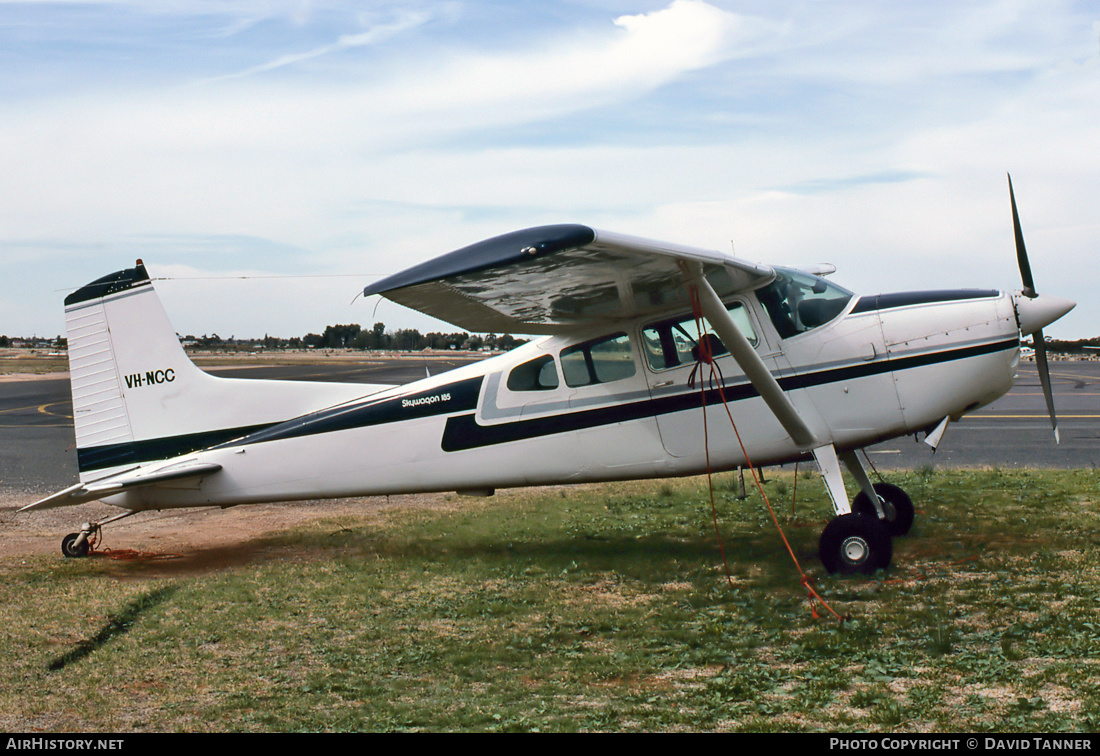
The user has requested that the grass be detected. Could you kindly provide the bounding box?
[1,468,1098,732]
[0,352,67,375]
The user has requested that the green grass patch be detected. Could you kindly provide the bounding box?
[0,352,67,375]
[2,469,1099,732]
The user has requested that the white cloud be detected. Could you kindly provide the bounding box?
[315,0,775,140]
[1,1,1097,339]
[0,1,774,241]
[208,8,435,81]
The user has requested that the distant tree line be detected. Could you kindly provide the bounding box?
[1042,337,1100,355]
[300,323,525,352]
[169,323,526,353]
[0,335,66,349]
[6,330,1097,357]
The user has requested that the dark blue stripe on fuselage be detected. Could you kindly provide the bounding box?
[75,377,484,473]
[851,290,1000,314]
[217,377,484,449]
[77,423,277,473]
[440,337,1020,452]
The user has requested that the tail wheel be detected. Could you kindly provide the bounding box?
[819,513,893,575]
[853,482,914,536]
[61,533,90,558]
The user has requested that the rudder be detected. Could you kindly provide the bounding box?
[63,261,385,481]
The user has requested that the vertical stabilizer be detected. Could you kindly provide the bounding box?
[64,263,151,471]
[62,262,388,482]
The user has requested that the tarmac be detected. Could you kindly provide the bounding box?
[2,356,1097,498]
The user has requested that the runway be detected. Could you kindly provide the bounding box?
[860,361,1100,470]
[0,356,479,494]
[2,357,1097,496]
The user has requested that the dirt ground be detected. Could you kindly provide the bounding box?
[0,491,454,574]
[0,350,479,572]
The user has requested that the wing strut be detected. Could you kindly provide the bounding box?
[685,262,817,448]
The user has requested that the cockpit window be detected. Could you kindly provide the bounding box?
[641,302,757,371]
[560,332,636,387]
[755,267,852,339]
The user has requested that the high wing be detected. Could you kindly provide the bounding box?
[363,225,776,335]
[365,224,815,448]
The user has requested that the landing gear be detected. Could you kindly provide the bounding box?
[819,513,893,575]
[812,445,917,574]
[61,522,99,558]
[61,531,92,558]
[852,482,914,536]
[58,510,137,558]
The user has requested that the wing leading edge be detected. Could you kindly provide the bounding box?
[363,225,776,335]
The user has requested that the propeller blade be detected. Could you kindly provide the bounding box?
[1031,329,1059,444]
[1008,174,1037,298]
[1009,175,1062,443]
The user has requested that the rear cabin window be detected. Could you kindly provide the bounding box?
[560,333,636,387]
[641,302,757,371]
[506,354,560,391]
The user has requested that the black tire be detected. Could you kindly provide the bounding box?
[61,533,90,558]
[853,482,914,536]
[819,513,893,575]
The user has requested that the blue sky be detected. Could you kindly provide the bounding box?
[1,0,1097,339]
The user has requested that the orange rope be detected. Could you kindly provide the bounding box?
[689,286,846,622]
[94,549,182,561]
[688,288,734,588]
[791,460,799,518]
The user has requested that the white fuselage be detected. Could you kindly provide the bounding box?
[100,287,1020,511]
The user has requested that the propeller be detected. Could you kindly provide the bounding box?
[1007,174,1074,444]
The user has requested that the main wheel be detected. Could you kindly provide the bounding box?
[852,482,914,536]
[61,533,90,558]
[819,514,893,575]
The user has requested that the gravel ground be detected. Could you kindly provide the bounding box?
[0,491,452,571]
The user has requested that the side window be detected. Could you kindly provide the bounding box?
[506,355,560,391]
[560,333,636,388]
[642,302,757,371]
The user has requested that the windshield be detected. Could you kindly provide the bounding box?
[755,267,853,339]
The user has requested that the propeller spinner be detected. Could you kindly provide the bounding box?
[1007,174,1076,443]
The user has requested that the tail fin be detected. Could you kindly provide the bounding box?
[64,261,386,481]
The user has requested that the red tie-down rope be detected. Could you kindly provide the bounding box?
[687,287,845,622]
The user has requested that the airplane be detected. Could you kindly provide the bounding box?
[21,176,1075,575]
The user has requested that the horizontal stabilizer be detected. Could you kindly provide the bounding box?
[20,460,223,511]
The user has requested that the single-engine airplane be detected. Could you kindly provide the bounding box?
[22,177,1075,574]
